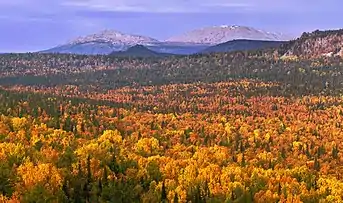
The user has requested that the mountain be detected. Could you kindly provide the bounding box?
[277,29,343,59]
[201,39,286,54]
[41,30,159,55]
[166,25,293,45]
[42,29,210,55]
[42,26,293,55]
[110,45,174,58]
[41,41,124,55]
[42,41,209,55]
[68,29,159,46]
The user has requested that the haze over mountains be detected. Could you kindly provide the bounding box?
[42,25,294,55]
[110,45,174,58]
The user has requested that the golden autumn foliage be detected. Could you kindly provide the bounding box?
[16,161,63,193]
[1,79,343,202]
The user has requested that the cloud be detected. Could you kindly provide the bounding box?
[202,2,253,8]
[61,0,253,13]
[0,14,56,22]
[2,0,340,16]
[0,0,341,25]
[62,1,149,12]
[62,0,339,14]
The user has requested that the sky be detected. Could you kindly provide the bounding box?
[0,0,342,52]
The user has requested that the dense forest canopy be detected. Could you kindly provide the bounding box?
[1,30,343,203]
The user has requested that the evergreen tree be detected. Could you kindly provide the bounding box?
[62,179,70,201]
[314,156,320,171]
[161,181,167,202]
[173,193,179,203]
[332,145,339,159]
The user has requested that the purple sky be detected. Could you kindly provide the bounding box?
[0,0,342,52]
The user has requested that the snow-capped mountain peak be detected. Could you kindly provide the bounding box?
[217,25,240,29]
[67,29,160,46]
[166,25,293,45]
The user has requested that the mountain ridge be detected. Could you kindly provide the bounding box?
[42,25,292,55]
[166,25,293,44]
[67,29,159,46]
[201,39,286,54]
[276,29,343,59]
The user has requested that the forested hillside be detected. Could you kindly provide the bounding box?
[278,29,343,59]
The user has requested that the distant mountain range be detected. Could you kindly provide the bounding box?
[41,29,210,55]
[41,25,294,55]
